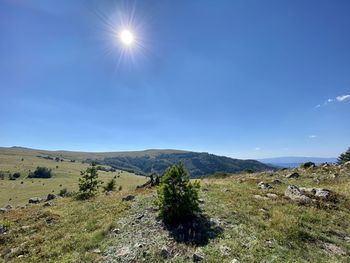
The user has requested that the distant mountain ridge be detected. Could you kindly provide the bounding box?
[258,156,337,168]
[0,147,273,177]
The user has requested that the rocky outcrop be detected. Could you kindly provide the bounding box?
[284,185,311,203]
[286,172,300,179]
[28,197,43,204]
[258,181,273,189]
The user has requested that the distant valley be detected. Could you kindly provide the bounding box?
[258,156,337,168]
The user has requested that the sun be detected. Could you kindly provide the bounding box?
[119,29,134,46]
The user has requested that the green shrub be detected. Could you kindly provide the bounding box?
[103,178,116,192]
[156,163,200,224]
[77,163,102,200]
[28,167,52,178]
[12,172,21,179]
[59,188,68,197]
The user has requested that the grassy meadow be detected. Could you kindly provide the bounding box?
[0,148,147,207]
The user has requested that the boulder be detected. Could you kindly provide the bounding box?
[28,197,43,204]
[193,248,205,262]
[286,172,300,179]
[258,181,273,189]
[284,185,311,203]
[5,205,12,209]
[344,161,350,167]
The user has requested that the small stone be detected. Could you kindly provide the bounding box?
[117,246,130,257]
[160,245,170,258]
[122,195,135,201]
[28,197,43,204]
[5,205,12,209]
[253,195,269,200]
[286,172,300,179]
[315,188,331,199]
[0,224,6,234]
[43,202,53,207]
[258,181,273,189]
[273,179,283,184]
[323,242,346,256]
[92,248,101,254]
[135,214,144,220]
[266,193,278,199]
[231,259,240,263]
[219,245,231,255]
[193,248,204,262]
[0,208,8,213]
[198,199,205,204]
[111,228,120,234]
[46,193,57,201]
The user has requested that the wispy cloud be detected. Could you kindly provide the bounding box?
[255,147,261,151]
[315,94,350,108]
[309,135,317,139]
[336,94,350,102]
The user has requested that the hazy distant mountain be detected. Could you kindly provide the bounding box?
[0,147,272,177]
[258,156,337,168]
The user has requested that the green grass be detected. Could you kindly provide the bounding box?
[0,150,147,207]
[1,151,350,262]
[0,192,129,262]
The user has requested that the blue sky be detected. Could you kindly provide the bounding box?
[1,0,349,159]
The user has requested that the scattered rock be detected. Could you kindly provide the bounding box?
[43,202,53,207]
[46,193,57,201]
[111,228,120,235]
[300,162,316,169]
[193,248,205,262]
[4,247,23,259]
[5,205,12,209]
[135,213,144,220]
[266,193,278,199]
[116,246,130,257]
[286,172,300,179]
[122,195,135,202]
[253,195,269,200]
[299,187,316,195]
[231,259,240,263]
[28,197,43,204]
[202,188,209,192]
[273,179,283,184]
[92,248,101,254]
[323,242,346,256]
[219,245,231,255]
[284,185,311,204]
[0,224,6,234]
[198,198,205,204]
[258,181,273,189]
[0,208,8,213]
[160,245,170,258]
[314,188,331,199]
[330,173,339,179]
[343,161,350,167]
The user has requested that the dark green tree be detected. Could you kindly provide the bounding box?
[338,147,350,164]
[156,163,200,224]
[103,178,116,192]
[78,163,102,199]
[28,167,52,178]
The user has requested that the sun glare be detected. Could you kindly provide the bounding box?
[119,29,134,46]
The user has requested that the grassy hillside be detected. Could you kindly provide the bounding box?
[0,147,272,179]
[1,164,349,262]
[0,148,147,207]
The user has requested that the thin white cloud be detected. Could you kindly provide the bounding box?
[309,135,317,139]
[336,94,350,102]
[315,94,350,108]
[255,147,261,151]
